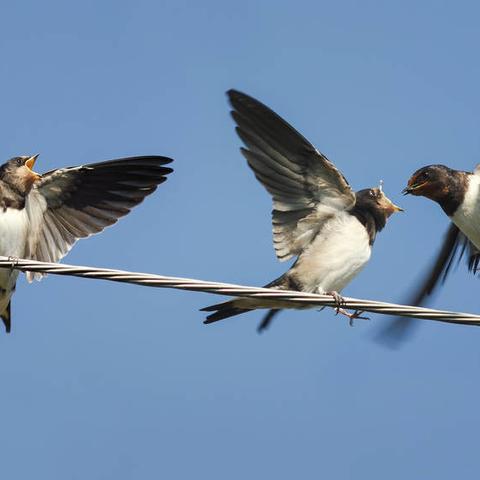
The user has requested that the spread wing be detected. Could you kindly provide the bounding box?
[25,156,173,280]
[376,223,480,346]
[228,89,356,261]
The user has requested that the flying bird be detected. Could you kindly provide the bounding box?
[0,154,173,332]
[201,89,403,331]
[378,164,480,345]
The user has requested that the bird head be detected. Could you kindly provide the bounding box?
[356,185,404,218]
[402,165,453,201]
[0,155,41,193]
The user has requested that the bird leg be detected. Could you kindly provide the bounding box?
[326,291,369,326]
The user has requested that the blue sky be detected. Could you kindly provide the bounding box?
[1,1,480,478]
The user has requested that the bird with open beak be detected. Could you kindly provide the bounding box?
[0,154,173,332]
[378,164,480,344]
[201,90,403,331]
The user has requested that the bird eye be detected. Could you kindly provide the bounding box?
[369,189,377,197]
[16,158,22,166]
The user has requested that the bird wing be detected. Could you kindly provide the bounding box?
[376,223,479,346]
[228,89,356,261]
[24,156,173,280]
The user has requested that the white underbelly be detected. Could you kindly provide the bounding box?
[292,212,371,293]
[0,208,29,296]
[452,174,480,249]
[0,208,29,256]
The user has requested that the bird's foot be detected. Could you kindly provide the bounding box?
[326,291,345,309]
[335,308,370,326]
[324,292,369,325]
[322,291,369,325]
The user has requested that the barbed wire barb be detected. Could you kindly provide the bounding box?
[0,256,479,325]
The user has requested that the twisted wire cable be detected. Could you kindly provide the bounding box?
[0,256,478,325]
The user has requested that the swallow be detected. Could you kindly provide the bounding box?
[0,154,173,332]
[201,89,403,331]
[377,164,480,344]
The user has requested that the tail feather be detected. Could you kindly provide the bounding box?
[1,302,11,333]
[253,273,294,332]
[257,309,281,333]
[201,273,294,327]
[201,300,252,324]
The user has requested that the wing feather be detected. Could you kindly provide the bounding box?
[228,90,355,261]
[25,155,173,281]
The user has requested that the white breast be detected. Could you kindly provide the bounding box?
[452,174,480,249]
[0,208,29,258]
[0,207,30,313]
[292,211,372,293]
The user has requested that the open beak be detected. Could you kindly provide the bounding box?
[25,153,40,178]
[25,154,39,171]
[24,154,40,181]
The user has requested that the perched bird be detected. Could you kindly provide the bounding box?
[201,89,403,331]
[0,154,173,332]
[378,164,480,345]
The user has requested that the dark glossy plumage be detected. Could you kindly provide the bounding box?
[402,165,468,215]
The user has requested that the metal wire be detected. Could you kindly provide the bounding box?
[0,256,478,325]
